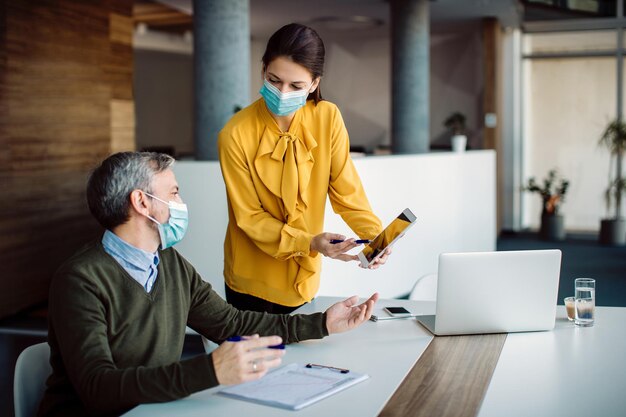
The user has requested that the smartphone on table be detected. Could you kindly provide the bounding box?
[383,306,413,317]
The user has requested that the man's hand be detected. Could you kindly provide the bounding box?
[310,233,360,262]
[325,293,379,334]
[212,335,285,385]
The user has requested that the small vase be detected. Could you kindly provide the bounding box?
[599,218,626,246]
[540,213,565,241]
[451,135,467,152]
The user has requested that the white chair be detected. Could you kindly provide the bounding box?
[409,273,438,301]
[14,342,52,417]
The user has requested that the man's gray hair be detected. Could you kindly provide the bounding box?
[87,152,175,230]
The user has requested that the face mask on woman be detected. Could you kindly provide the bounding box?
[259,78,312,116]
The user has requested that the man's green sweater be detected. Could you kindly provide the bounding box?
[38,241,328,417]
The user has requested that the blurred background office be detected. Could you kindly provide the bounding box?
[1,1,626,416]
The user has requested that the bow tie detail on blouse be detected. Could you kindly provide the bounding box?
[255,129,317,224]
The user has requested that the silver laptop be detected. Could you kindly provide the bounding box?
[417,249,562,336]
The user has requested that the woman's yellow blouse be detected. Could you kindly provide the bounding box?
[218,98,382,306]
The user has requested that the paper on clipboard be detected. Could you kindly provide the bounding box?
[217,363,369,410]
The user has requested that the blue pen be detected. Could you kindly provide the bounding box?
[227,336,285,350]
[330,239,370,244]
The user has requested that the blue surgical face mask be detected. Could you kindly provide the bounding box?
[145,192,188,249]
[259,78,312,116]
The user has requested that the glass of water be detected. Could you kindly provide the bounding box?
[574,278,595,327]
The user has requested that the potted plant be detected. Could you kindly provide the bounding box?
[524,169,570,241]
[598,119,626,246]
[444,112,467,152]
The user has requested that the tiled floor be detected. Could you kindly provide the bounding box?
[1,231,625,417]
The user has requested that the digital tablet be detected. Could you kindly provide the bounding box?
[357,208,417,267]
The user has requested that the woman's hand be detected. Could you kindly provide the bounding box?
[310,233,360,262]
[364,247,392,270]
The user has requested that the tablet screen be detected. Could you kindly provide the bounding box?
[360,208,417,264]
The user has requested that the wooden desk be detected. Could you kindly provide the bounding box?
[381,334,506,417]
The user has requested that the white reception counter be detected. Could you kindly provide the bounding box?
[174,150,496,299]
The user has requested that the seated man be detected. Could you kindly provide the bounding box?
[38,152,378,417]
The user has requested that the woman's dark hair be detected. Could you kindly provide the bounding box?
[262,23,325,104]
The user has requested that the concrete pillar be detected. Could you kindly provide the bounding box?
[193,0,250,160]
[390,0,430,154]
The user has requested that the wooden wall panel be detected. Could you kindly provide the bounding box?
[0,0,134,319]
[109,11,135,153]
[483,17,503,233]
[111,99,135,153]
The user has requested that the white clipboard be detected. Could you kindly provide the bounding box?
[217,363,369,410]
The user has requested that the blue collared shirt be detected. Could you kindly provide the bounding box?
[102,230,160,292]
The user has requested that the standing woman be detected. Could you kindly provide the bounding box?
[218,23,387,314]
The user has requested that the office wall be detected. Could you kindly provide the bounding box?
[134,21,485,154]
[0,0,134,318]
[501,28,523,231]
[253,24,485,150]
[430,22,485,149]
[134,49,193,157]
[174,151,496,299]
[523,53,617,231]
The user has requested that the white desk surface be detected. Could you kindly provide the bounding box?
[124,297,435,417]
[125,301,626,417]
[478,306,626,417]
